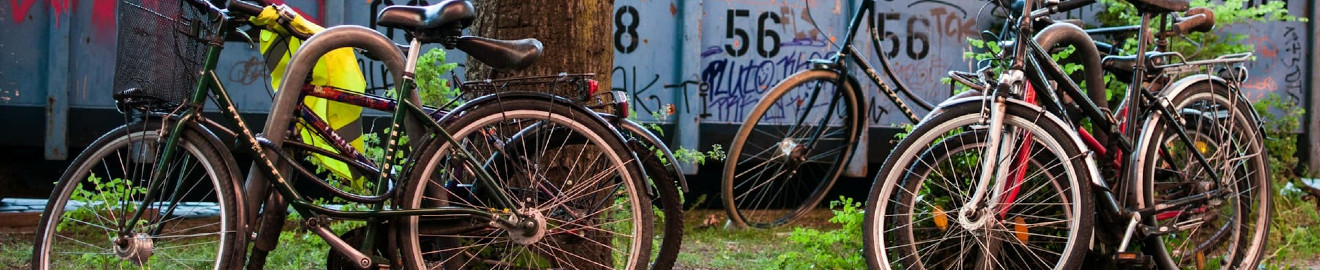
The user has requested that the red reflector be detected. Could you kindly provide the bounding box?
[615,90,629,118]
[588,79,599,96]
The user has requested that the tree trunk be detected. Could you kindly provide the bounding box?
[467,0,613,88]
[466,1,618,268]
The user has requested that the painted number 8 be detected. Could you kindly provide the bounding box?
[615,6,639,54]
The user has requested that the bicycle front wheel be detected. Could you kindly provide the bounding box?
[401,97,652,269]
[1133,82,1270,270]
[31,119,243,269]
[721,69,862,228]
[864,100,1093,269]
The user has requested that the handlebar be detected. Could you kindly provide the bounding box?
[239,2,323,40]
[227,0,264,17]
[1171,7,1214,34]
[1055,0,1095,13]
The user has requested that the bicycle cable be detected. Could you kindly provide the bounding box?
[803,0,842,51]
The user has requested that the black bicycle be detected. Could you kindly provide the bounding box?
[719,0,956,229]
[31,0,662,268]
[863,0,1269,268]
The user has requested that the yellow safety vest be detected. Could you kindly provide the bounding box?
[261,30,368,188]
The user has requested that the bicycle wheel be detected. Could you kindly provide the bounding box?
[618,119,685,270]
[864,100,1093,269]
[400,97,653,269]
[722,69,861,228]
[32,119,243,269]
[1133,82,1269,269]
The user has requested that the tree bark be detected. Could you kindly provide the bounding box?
[467,0,613,88]
[466,1,619,268]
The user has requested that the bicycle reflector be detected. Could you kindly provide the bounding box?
[588,79,599,96]
[614,90,629,118]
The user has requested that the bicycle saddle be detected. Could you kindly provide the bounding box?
[377,0,475,31]
[456,36,542,70]
[1101,52,1168,83]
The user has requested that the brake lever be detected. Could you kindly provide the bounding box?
[234,28,257,49]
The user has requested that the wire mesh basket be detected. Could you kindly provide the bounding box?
[459,73,627,115]
[112,0,212,110]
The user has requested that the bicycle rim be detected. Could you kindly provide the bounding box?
[402,103,651,269]
[33,122,238,270]
[723,70,859,228]
[1135,84,1269,269]
[868,102,1091,269]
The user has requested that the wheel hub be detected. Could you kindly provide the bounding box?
[508,210,547,245]
[114,233,154,265]
[778,139,808,163]
[958,206,995,231]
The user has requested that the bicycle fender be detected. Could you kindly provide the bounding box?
[145,115,249,232]
[438,91,641,168]
[1157,74,1264,136]
[840,73,867,131]
[615,117,690,194]
[926,96,1107,188]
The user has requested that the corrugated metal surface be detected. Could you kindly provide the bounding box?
[0,0,1312,163]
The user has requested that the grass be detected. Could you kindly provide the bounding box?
[6,201,1320,269]
[0,208,839,269]
[674,209,839,269]
[1263,184,1320,269]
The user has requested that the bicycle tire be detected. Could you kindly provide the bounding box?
[1132,82,1270,270]
[864,100,1094,269]
[721,69,862,229]
[622,123,685,270]
[400,96,653,269]
[31,119,244,270]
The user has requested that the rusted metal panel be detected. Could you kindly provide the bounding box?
[44,7,70,160]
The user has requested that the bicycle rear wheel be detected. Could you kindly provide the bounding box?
[31,119,243,269]
[721,70,861,228]
[613,118,686,270]
[1133,82,1270,269]
[864,100,1093,269]
[401,97,653,269]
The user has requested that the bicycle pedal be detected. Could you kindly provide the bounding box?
[1114,252,1151,268]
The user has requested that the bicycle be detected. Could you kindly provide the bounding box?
[30,0,666,268]
[719,0,948,229]
[863,0,1269,268]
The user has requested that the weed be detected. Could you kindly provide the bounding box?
[775,196,865,269]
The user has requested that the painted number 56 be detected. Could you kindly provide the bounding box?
[726,9,781,58]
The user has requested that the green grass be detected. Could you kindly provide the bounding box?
[0,233,34,268]
[674,209,837,269]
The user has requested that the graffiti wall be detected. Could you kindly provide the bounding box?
[1233,0,1308,102]
[0,0,1311,159]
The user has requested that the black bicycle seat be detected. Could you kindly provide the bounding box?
[377,0,475,31]
[1124,0,1189,13]
[456,36,542,70]
[1101,52,1167,83]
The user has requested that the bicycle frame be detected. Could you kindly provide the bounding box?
[811,0,939,123]
[978,0,1248,252]
[118,2,539,259]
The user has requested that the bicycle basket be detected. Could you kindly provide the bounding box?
[112,0,212,111]
[459,73,627,116]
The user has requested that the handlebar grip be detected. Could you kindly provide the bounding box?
[228,0,263,17]
[1055,0,1095,13]
[1173,7,1215,34]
